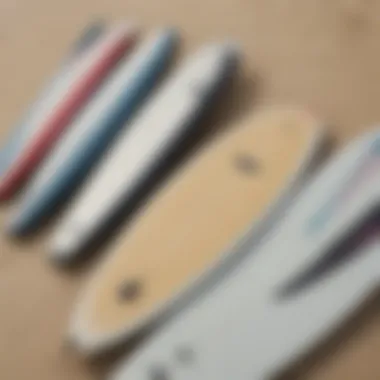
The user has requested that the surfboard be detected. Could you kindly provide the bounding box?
[8,28,178,235]
[0,23,138,200]
[109,129,380,380]
[50,42,240,263]
[0,19,105,184]
[68,106,325,355]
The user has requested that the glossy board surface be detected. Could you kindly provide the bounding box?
[110,129,380,380]
[50,42,239,262]
[8,28,178,235]
[69,106,325,355]
[0,19,105,180]
[0,23,136,199]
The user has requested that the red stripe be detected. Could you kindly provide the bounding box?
[0,30,137,201]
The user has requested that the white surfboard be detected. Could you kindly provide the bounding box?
[50,42,239,262]
[110,129,380,380]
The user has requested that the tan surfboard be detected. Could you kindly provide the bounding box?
[69,106,326,355]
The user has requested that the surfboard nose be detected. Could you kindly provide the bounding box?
[67,313,111,356]
[65,324,94,355]
[49,228,82,263]
[7,212,32,237]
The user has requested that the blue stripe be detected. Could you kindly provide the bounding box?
[10,29,178,235]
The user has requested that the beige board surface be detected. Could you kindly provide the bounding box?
[75,107,320,341]
[1,1,380,379]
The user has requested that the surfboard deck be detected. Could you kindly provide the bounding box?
[69,106,325,355]
[8,28,178,235]
[0,23,138,200]
[111,233,380,380]
[0,19,105,181]
[109,129,380,380]
[50,42,239,262]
